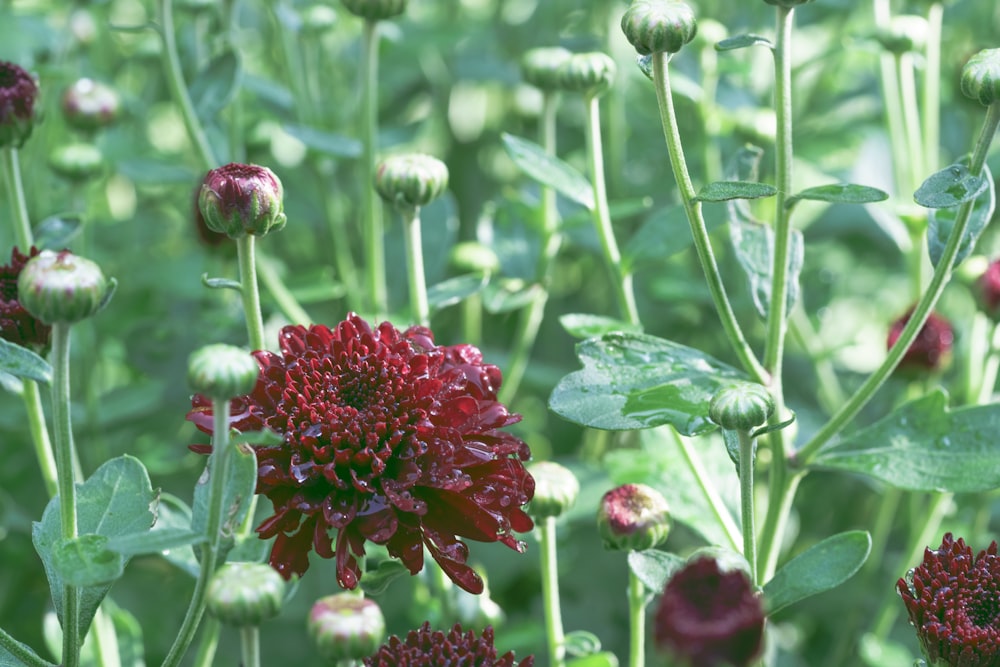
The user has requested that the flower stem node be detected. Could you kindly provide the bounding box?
[875,15,929,55]
[340,0,407,22]
[61,78,121,132]
[620,0,698,57]
[206,562,285,627]
[375,153,449,213]
[708,383,775,432]
[520,47,573,92]
[198,163,287,239]
[597,483,671,552]
[557,52,616,99]
[449,241,500,276]
[49,142,105,182]
[187,344,260,401]
[308,594,386,662]
[17,250,112,325]
[0,61,39,149]
[526,461,579,520]
[962,49,1000,107]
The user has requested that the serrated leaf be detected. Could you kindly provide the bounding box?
[427,274,488,313]
[763,531,871,615]
[914,161,989,209]
[282,124,362,158]
[694,181,777,202]
[549,332,747,435]
[105,528,207,557]
[927,164,995,269]
[716,34,774,51]
[810,390,1000,492]
[627,550,685,592]
[0,338,52,384]
[786,183,889,208]
[501,133,594,210]
[191,443,258,563]
[729,221,804,319]
[564,630,601,658]
[34,214,82,249]
[52,534,124,587]
[559,313,643,339]
[190,49,242,119]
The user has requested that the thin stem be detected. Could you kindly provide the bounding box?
[757,470,804,583]
[976,324,1000,404]
[2,148,32,248]
[583,94,639,327]
[736,430,758,586]
[191,618,221,667]
[239,626,260,667]
[650,52,767,384]
[0,627,55,667]
[401,207,430,326]
[922,2,944,177]
[23,379,57,497]
[236,235,266,351]
[538,516,566,667]
[671,428,741,551]
[256,253,313,325]
[787,307,846,414]
[898,52,924,191]
[626,567,647,667]
[360,18,387,318]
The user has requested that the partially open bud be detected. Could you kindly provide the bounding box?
[340,0,407,21]
[49,142,104,182]
[308,594,386,662]
[198,163,287,238]
[61,78,121,132]
[978,258,1000,320]
[375,153,449,212]
[526,461,579,520]
[709,382,775,432]
[887,307,954,372]
[187,344,260,401]
[521,47,573,92]
[206,562,285,627]
[875,15,928,55]
[557,52,616,98]
[621,0,698,56]
[17,250,112,325]
[597,483,671,552]
[961,49,1000,107]
[0,61,39,149]
[449,241,500,276]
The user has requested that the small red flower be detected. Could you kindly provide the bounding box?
[887,307,954,372]
[187,314,534,594]
[0,246,51,351]
[363,622,534,666]
[897,533,1000,667]
[0,61,39,148]
[978,259,1000,319]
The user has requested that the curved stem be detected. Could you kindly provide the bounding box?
[256,253,313,325]
[0,627,55,667]
[401,207,430,326]
[191,618,221,667]
[737,430,758,586]
[236,235,265,351]
[538,516,566,667]
[626,567,646,667]
[239,626,260,667]
[671,428,741,551]
[23,379,57,498]
[360,18,387,318]
[650,52,767,384]
[2,148,32,249]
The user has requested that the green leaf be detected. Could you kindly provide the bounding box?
[564,630,601,658]
[785,183,889,208]
[501,133,595,210]
[481,280,541,314]
[360,560,411,596]
[716,34,774,51]
[914,161,989,208]
[0,339,52,384]
[52,534,124,587]
[0,629,54,667]
[191,443,258,561]
[810,391,1000,492]
[105,527,207,557]
[230,429,284,447]
[32,456,155,642]
[190,49,242,119]
[549,332,748,435]
[567,653,619,667]
[694,181,777,202]
[559,313,643,339]
[763,531,871,615]
[627,550,685,592]
[282,124,362,158]
[623,203,727,269]
[151,493,199,577]
[101,598,145,667]
[34,214,82,250]
[729,220,804,319]
[927,164,995,269]
[427,274,489,313]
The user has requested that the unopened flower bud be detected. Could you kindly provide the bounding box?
[961,49,1000,107]
[709,382,775,432]
[61,78,121,132]
[375,154,449,212]
[621,0,698,56]
[308,594,386,662]
[340,0,407,21]
[49,142,104,181]
[526,461,579,520]
[978,259,1000,320]
[0,61,39,149]
[188,344,260,400]
[198,163,287,238]
[301,5,338,33]
[449,241,500,276]
[887,307,954,373]
[0,246,51,351]
[875,15,928,55]
[597,483,671,552]
[521,47,573,91]
[17,250,112,325]
[206,562,285,626]
[558,52,616,98]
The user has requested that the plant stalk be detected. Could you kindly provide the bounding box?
[236,235,266,351]
[737,429,759,586]
[401,207,430,327]
[240,626,260,667]
[626,567,647,667]
[2,148,32,249]
[538,516,566,667]
[671,428,741,551]
[360,18,388,318]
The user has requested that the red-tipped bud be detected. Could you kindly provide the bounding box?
[597,483,671,551]
[887,307,954,373]
[0,61,39,148]
[17,250,113,325]
[198,163,287,238]
[978,258,1000,319]
[61,78,121,132]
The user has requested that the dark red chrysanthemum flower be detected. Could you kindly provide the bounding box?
[654,557,765,667]
[978,259,1000,319]
[0,61,39,148]
[0,246,51,351]
[887,307,954,372]
[897,533,1000,667]
[187,314,534,594]
[363,622,534,666]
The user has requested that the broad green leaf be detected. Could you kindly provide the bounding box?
[191,443,258,563]
[729,221,804,319]
[34,214,82,249]
[190,49,242,119]
[153,493,199,577]
[564,630,601,658]
[927,164,995,269]
[549,332,747,435]
[716,34,774,51]
[501,133,595,210]
[282,124,362,158]
[427,274,489,313]
[785,184,889,208]
[763,531,871,615]
[559,313,642,340]
[627,550,685,592]
[567,653,619,667]
[105,528,207,557]
[0,339,52,384]
[623,203,727,269]
[914,161,989,208]
[52,534,124,587]
[0,631,53,667]
[810,391,1000,492]
[694,181,777,203]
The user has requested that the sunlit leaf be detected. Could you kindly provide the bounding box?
[501,133,594,210]
[786,184,889,208]
[763,531,871,615]
[914,161,989,208]
[927,164,995,269]
[627,549,685,592]
[0,339,52,384]
[694,181,777,202]
[716,34,774,51]
[559,313,643,339]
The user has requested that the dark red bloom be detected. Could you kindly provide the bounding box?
[654,557,765,667]
[0,246,50,351]
[363,622,534,666]
[887,307,954,372]
[187,314,534,594]
[897,533,1000,667]
[978,259,1000,319]
[0,61,39,148]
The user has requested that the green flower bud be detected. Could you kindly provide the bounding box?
[762,0,814,6]
[17,250,112,325]
[198,163,287,238]
[621,0,698,56]
[961,49,1000,107]
[49,142,104,182]
[375,153,449,212]
[526,461,580,520]
[301,5,338,33]
[521,47,574,91]
[340,0,407,21]
[61,78,121,132]
[187,344,260,400]
[206,562,285,627]
[308,594,386,662]
[0,61,39,149]
[558,52,616,98]
[597,483,671,552]
[695,19,728,48]
[875,15,928,55]
[708,382,774,432]
[449,241,500,275]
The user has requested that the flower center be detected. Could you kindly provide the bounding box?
[968,591,1000,628]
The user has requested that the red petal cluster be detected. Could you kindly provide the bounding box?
[0,246,50,351]
[978,259,1000,318]
[363,622,533,666]
[887,307,954,372]
[187,315,534,594]
[897,533,1000,667]
[0,61,38,148]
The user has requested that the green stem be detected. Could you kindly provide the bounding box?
[671,428,741,551]
[236,235,266,351]
[650,52,767,384]
[538,516,566,667]
[757,468,804,584]
[239,626,260,667]
[461,293,482,346]
[360,18,387,318]
[798,102,1000,464]
[401,207,430,326]
[0,627,55,667]
[23,379,58,498]
[2,148,32,248]
[626,567,647,667]
[787,308,846,414]
[922,2,943,177]
[256,253,313,325]
[976,323,1000,404]
[897,52,924,191]
[191,618,221,667]
[736,430,758,586]
[582,94,639,326]
[224,0,245,163]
